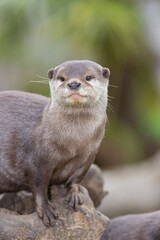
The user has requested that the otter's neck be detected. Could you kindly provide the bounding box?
[47,100,106,123]
[38,101,107,143]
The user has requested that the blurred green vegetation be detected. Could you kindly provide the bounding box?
[0,0,160,167]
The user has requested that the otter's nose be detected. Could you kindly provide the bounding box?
[67,82,81,90]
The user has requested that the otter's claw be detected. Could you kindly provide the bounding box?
[37,201,58,226]
[66,184,84,210]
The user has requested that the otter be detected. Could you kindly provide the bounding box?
[0,60,110,226]
[101,211,160,240]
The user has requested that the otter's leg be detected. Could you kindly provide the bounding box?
[32,179,58,226]
[65,162,91,209]
[35,192,58,226]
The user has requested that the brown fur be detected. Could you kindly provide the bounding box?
[0,60,110,226]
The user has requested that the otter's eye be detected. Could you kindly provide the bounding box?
[85,75,92,81]
[57,76,65,82]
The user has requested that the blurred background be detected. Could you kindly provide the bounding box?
[0,0,160,218]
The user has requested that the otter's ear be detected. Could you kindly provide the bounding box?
[48,68,54,80]
[102,68,110,79]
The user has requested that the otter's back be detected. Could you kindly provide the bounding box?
[0,91,49,157]
[0,90,49,128]
[0,91,49,190]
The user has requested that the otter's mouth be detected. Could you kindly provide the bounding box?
[66,93,87,104]
[69,93,84,100]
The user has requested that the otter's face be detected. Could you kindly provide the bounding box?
[48,60,110,108]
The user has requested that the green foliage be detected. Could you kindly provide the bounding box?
[0,0,147,65]
[65,1,146,63]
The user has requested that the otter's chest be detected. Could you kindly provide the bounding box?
[54,122,99,158]
[53,133,92,163]
[50,147,89,185]
[50,125,104,184]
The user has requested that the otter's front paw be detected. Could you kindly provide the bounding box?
[66,184,84,210]
[37,201,58,226]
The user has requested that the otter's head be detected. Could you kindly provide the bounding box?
[48,60,110,109]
